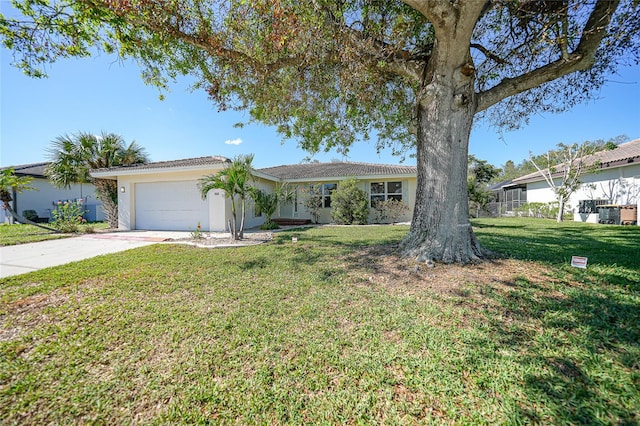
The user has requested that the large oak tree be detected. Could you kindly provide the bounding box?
[2,0,638,262]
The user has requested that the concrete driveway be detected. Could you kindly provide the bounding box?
[0,231,191,279]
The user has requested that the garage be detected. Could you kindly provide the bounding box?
[135,181,209,231]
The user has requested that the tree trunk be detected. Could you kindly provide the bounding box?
[230,200,238,240]
[556,198,565,222]
[239,198,246,239]
[93,178,119,228]
[400,72,485,264]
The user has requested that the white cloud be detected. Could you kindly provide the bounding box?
[224,138,243,146]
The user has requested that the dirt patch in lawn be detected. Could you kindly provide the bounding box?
[343,244,573,299]
[0,292,69,343]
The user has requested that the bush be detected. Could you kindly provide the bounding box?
[260,221,280,230]
[513,202,571,220]
[331,179,369,225]
[22,210,38,221]
[301,184,323,223]
[373,199,410,223]
[51,199,86,233]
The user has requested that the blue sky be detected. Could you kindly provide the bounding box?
[1,36,639,170]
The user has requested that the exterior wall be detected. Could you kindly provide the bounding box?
[240,178,274,230]
[2,178,104,223]
[524,163,640,226]
[522,180,557,204]
[116,167,227,231]
[278,177,416,224]
[572,164,640,206]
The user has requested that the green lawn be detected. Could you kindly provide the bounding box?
[0,222,110,246]
[1,219,638,424]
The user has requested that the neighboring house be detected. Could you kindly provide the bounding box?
[1,162,105,224]
[91,157,417,232]
[487,179,527,216]
[501,138,640,224]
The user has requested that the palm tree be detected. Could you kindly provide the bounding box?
[46,132,149,228]
[199,154,254,240]
[0,168,58,231]
[250,184,294,228]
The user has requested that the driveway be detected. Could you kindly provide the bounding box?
[0,231,191,279]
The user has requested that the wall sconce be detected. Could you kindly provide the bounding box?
[120,186,126,193]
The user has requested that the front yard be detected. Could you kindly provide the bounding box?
[0,222,110,246]
[1,219,638,424]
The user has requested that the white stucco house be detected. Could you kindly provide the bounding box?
[1,162,105,224]
[502,138,640,224]
[90,156,417,232]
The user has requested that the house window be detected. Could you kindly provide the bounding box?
[370,181,403,207]
[253,200,262,218]
[322,183,337,208]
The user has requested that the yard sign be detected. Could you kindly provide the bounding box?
[570,256,588,269]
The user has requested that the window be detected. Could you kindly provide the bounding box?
[370,181,403,207]
[253,200,262,218]
[322,183,337,208]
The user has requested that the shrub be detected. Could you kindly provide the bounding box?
[22,210,38,221]
[190,222,204,240]
[260,221,280,230]
[513,202,571,220]
[301,184,323,223]
[373,199,410,223]
[331,179,369,225]
[51,199,86,233]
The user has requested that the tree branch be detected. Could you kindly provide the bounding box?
[476,0,620,113]
[400,0,453,32]
[470,43,508,65]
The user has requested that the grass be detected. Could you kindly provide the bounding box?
[1,218,639,424]
[473,217,639,286]
[0,222,110,246]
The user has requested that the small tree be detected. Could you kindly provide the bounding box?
[529,142,600,222]
[199,154,254,240]
[302,184,323,224]
[468,156,500,218]
[331,179,369,225]
[46,132,149,228]
[373,198,410,224]
[251,184,294,229]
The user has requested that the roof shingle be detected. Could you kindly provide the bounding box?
[258,162,417,180]
[92,156,231,174]
[0,162,49,177]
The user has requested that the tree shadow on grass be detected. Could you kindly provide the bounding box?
[479,275,640,424]
[327,229,639,423]
[474,225,640,279]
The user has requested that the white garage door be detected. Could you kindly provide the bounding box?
[135,181,209,231]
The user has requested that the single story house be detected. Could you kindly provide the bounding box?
[1,162,105,224]
[501,138,640,224]
[90,157,417,232]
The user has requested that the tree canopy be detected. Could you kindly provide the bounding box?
[3,1,639,263]
[46,132,149,227]
[3,1,637,155]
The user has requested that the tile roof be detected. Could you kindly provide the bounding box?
[92,156,231,173]
[512,138,640,184]
[258,162,417,180]
[0,162,49,177]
